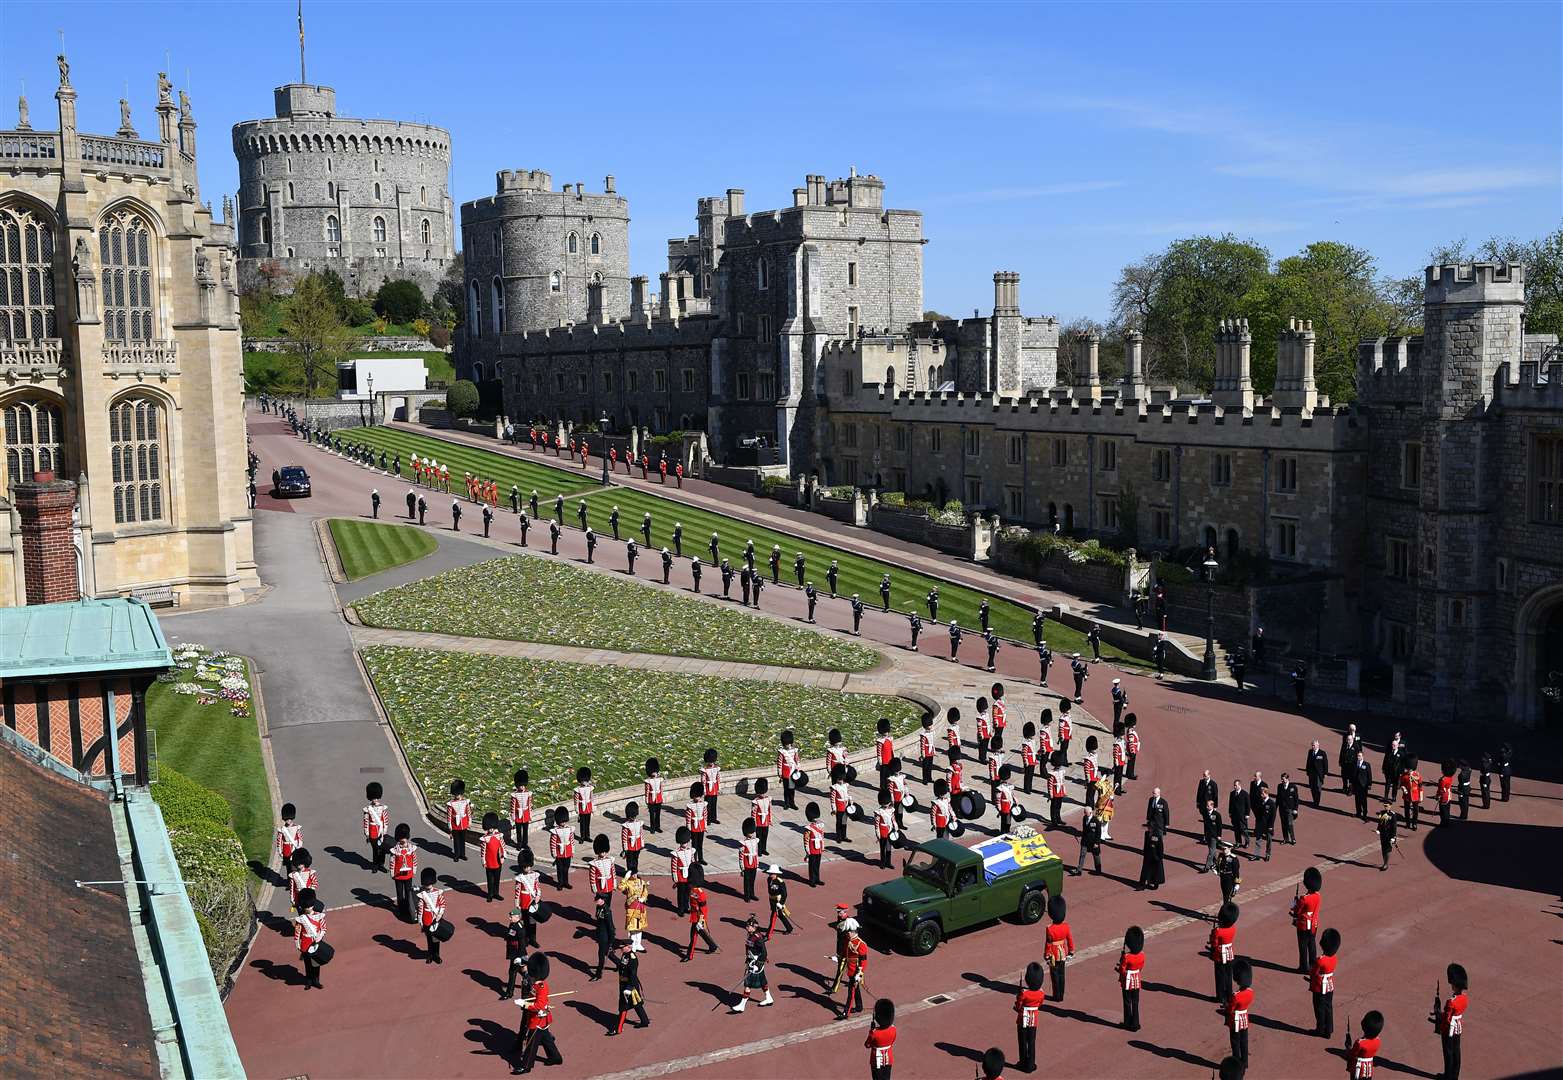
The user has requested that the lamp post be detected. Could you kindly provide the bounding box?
[600,413,611,486]
[365,371,375,428]
[1201,550,1220,680]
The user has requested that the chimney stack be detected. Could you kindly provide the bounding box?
[14,471,79,605]
[1122,329,1147,401]
[726,188,745,217]
[1073,331,1102,400]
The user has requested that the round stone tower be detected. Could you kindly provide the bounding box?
[231,83,453,297]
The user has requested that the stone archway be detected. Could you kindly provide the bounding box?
[1512,584,1563,728]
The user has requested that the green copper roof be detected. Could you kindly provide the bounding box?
[0,598,173,678]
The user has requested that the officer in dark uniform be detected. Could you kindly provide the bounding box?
[1037,640,1052,682]
[553,494,564,522]
[805,581,817,622]
[451,500,463,531]
[407,489,418,518]
[1087,621,1101,660]
[661,547,673,584]
[739,565,752,605]
[1230,648,1248,690]
[927,588,939,621]
[909,611,922,651]
[511,486,521,514]
[720,559,734,598]
[984,628,1000,672]
[672,522,683,557]
[948,620,962,661]
[501,908,528,1000]
[417,495,427,525]
[549,519,560,554]
[752,574,765,609]
[1351,751,1374,820]
[1032,611,1045,646]
[880,573,892,612]
[642,513,653,547]
[1291,663,1307,707]
[827,560,839,597]
[519,512,530,547]
[691,557,702,593]
[1374,802,1397,869]
[769,545,781,584]
[1497,743,1513,801]
[744,539,756,570]
[585,527,597,563]
[626,539,638,575]
[370,489,381,518]
[529,490,539,519]
[795,552,806,587]
[1304,740,1329,807]
[577,500,588,531]
[710,532,721,564]
[1456,759,1472,819]
[851,594,865,635]
[609,505,620,541]
[482,504,494,537]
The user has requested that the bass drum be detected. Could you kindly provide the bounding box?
[311,941,336,965]
[793,770,810,791]
[845,765,859,784]
[900,793,919,812]
[954,790,988,821]
[533,902,555,924]
[735,777,751,799]
[432,919,456,943]
[1013,803,1029,823]
[948,818,966,837]
[847,803,864,821]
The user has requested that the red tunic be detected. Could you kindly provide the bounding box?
[876,734,894,766]
[1116,950,1145,990]
[751,797,773,828]
[865,1023,896,1069]
[1348,1035,1380,1078]
[1309,954,1336,994]
[391,840,417,881]
[510,788,533,824]
[1292,890,1321,932]
[1209,925,1236,964]
[525,980,552,1030]
[480,832,505,870]
[688,887,709,926]
[843,937,868,978]
[1226,987,1253,1031]
[1045,922,1074,964]
[446,797,471,832]
[1440,992,1468,1036]
[1014,987,1046,1027]
[701,764,721,798]
[589,855,616,895]
[804,822,826,855]
[685,801,707,833]
[992,700,1007,731]
[620,820,644,853]
[549,825,574,859]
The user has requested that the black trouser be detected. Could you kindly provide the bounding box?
[768,904,793,936]
[1404,800,1419,830]
[706,795,719,825]
[1380,838,1393,867]
[1458,789,1470,819]
[1232,820,1249,847]
[1354,788,1369,819]
[1214,960,1232,1003]
[692,832,706,863]
[878,836,892,867]
[757,825,769,856]
[1258,827,1273,860]
[648,803,662,832]
[675,881,689,916]
[807,853,821,886]
[1441,1031,1461,1079]
[1127,753,1137,781]
[510,820,530,853]
[1048,960,1066,1001]
[836,811,847,842]
[1113,764,1124,793]
[302,950,321,987]
[1281,811,1295,844]
[486,867,502,900]
[555,857,571,889]
[1312,991,1333,1037]
[451,829,467,861]
[877,764,891,798]
[394,876,414,921]
[1308,777,1322,806]
[782,776,797,809]
[920,757,933,785]
[1480,778,1491,808]
[424,928,441,961]
[1439,801,1451,826]
[871,1063,891,1080]
[1296,929,1316,971]
[977,738,988,765]
[1501,771,1512,801]
[521,908,537,947]
[518,1027,562,1072]
[370,836,387,871]
[742,867,757,901]
[1229,1027,1248,1069]
[1050,796,1063,826]
[1073,674,1085,699]
[999,811,1012,835]
[505,956,523,997]
[1017,1024,1038,1070]
[617,1001,650,1031]
[807,599,815,621]
[625,848,640,875]
[1122,987,1140,1030]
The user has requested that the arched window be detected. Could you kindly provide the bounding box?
[590,232,600,255]
[1204,525,1218,552]
[3,398,63,489]
[590,271,602,283]
[325,214,341,243]
[756,258,769,290]
[287,182,295,202]
[420,185,427,203]
[1226,528,1240,559]
[421,218,431,245]
[491,277,504,334]
[259,214,270,246]
[109,396,165,524]
[372,216,387,243]
[0,202,58,342]
[99,209,155,343]
[567,232,578,254]
[468,280,481,332]
[327,180,335,199]
[373,181,382,201]
[549,271,562,293]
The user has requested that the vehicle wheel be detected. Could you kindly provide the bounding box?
[1018,889,1046,924]
[909,920,941,956]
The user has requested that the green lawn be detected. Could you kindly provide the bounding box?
[342,425,599,500]
[328,517,438,580]
[354,554,881,672]
[147,653,272,868]
[362,645,923,811]
[336,426,1143,666]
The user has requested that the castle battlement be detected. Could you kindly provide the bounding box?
[496,168,552,193]
[1493,360,1563,409]
[1424,261,1526,305]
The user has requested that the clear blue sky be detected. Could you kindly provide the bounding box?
[6,0,1559,319]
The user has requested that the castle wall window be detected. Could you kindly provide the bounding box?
[109,396,165,525]
[372,216,387,243]
[420,185,426,203]
[1388,621,1412,660]
[549,271,562,293]
[1447,598,1468,628]
[287,182,295,202]
[590,233,600,255]
[756,259,769,291]
[736,372,752,401]
[1401,442,1422,490]
[929,428,942,454]
[327,181,336,199]
[757,372,775,400]
[325,215,341,243]
[1151,448,1171,482]
[840,369,854,397]
[602,372,614,391]
[627,371,639,393]
[848,305,859,338]
[1101,440,1117,472]
[567,233,578,254]
[1211,452,1232,486]
[1274,517,1299,559]
[895,427,907,451]
[1275,455,1298,493]
[683,368,696,392]
[965,478,982,506]
[1007,435,1022,465]
[1099,495,1120,531]
[1007,487,1025,520]
[848,262,858,287]
[99,211,155,343]
[653,369,666,393]
[491,278,504,334]
[1152,507,1171,543]
[373,182,382,201]
[965,429,980,457]
[1530,435,1563,524]
[842,458,858,484]
[554,373,566,393]
[260,214,270,245]
[421,219,431,245]
[0,203,58,341]
[3,399,63,490]
[468,280,480,331]
[1052,438,1067,467]
[576,373,587,393]
[757,314,771,343]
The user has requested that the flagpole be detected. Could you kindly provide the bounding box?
[298,0,307,84]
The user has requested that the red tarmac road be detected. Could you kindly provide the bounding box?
[231,414,1563,1079]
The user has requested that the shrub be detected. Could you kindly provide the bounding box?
[824,485,856,499]
[168,819,252,981]
[412,317,432,339]
[153,765,232,830]
[428,324,451,349]
[760,475,792,496]
[375,279,426,323]
[877,491,905,508]
[342,297,376,326]
[371,316,389,335]
[941,499,964,516]
[447,379,479,419]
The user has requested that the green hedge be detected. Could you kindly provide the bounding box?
[760,475,792,495]
[1004,529,1129,570]
[153,765,233,830]
[157,769,254,983]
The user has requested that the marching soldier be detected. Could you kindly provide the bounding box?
[806,581,818,622]
[930,778,954,840]
[709,531,721,564]
[777,731,802,810]
[795,552,806,587]
[549,807,575,889]
[417,495,427,525]
[1209,901,1240,1002]
[621,802,645,875]
[481,814,508,901]
[838,925,869,1019]
[363,782,390,872]
[519,511,530,547]
[1044,896,1073,1000]
[1216,841,1242,904]
[1047,751,1068,827]
[451,499,462,531]
[626,538,638,575]
[874,793,897,867]
[530,490,540,519]
[880,573,892,611]
[1015,962,1046,1070]
[644,757,665,833]
[577,499,589,532]
[684,864,719,961]
[292,887,327,990]
[482,503,494,537]
[828,560,840,597]
[701,748,722,824]
[1201,799,1223,872]
[406,488,418,519]
[948,619,962,661]
[685,781,710,864]
[1111,679,1128,727]
[994,764,1018,834]
[276,802,304,874]
[588,890,616,981]
[1437,761,1456,826]
[984,628,1000,672]
[887,760,909,832]
[1348,1010,1384,1080]
[548,518,561,554]
[731,915,774,1012]
[589,834,617,902]
[1305,739,1329,807]
[1032,610,1046,646]
[672,522,683,557]
[1497,742,1513,802]
[661,547,673,583]
[766,864,794,937]
[874,716,896,797]
[1224,959,1255,1075]
[1057,699,1074,760]
[1309,927,1340,1038]
[1277,772,1300,845]
[371,489,381,519]
[512,952,562,1074]
[1153,633,1167,677]
[770,545,782,585]
[389,824,418,921]
[1479,752,1493,809]
[978,598,991,632]
[1070,653,1088,702]
[908,610,922,651]
[751,777,773,856]
[744,538,756,570]
[826,906,858,996]
[1292,866,1322,971]
[513,849,543,948]
[1435,962,1468,1079]
[585,527,597,563]
[831,764,853,842]
[1117,925,1146,1032]
[287,848,318,913]
[740,565,752,606]
[1399,755,1424,831]
[608,939,650,1034]
[417,867,448,964]
[1036,639,1052,683]
[1111,723,1128,795]
[671,827,695,916]
[691,556,703,593]
[851,594,865,635]
[609,504,621,541]
[511,485,521,514]
[574,767,596,843]
[926,587,938,621]
[944,706,962,756]
[1229,780,1251,850]
[739,819,761,901]
[866,998,896,1080]
[1374,803,1398,871]
[721,558,734,598]
[553,493,564,523]
[1080,735,1101,802]
[500,908,529,1000]
[804,803,826,886]
[446,779,472,861]
[641,511,653,547]
[1087,620,1101,660]
[1456,759,1472,820]
[916,715,937,785]
[618,867,649,954]
[1072,806,1103,876]
[1351,750,1374,821]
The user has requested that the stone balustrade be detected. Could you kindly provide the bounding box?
[0,131,60,163]
[0,338,67,378]
[102,339,178,370]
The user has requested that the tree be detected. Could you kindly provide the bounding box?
[1140,235,1271,392]
[375,279,426,324]
[281,273,350,397]
[435,254,465,329]
[447,379,479,419]
[921,309,954,322]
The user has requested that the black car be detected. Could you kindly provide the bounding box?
[271,465,312,498]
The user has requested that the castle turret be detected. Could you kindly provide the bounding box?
[1212,318,1254,412]
[991,271,1022,394]
[1273,318,1317,413]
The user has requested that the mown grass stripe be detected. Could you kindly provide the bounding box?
[328,517,438,580]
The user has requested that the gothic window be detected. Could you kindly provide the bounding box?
[325,215,341,243]
[109,396,165,525]
[373,216,387,243]
[0,203,58,342]
[491,277,504,334]
[2,398,63,489]
[468,280,481,333]
[420,185,427,203]
[287,182,295,202]
[374,181,382,201]
[421,218,431,244]
[1532,434,1563,524]
[590,232,600,255]
[591,272,602,284]
[549,271,562,293]
[259,214,270,245]
[99,210,155,343]
[567,232,578,254]
[327,181,335,199]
